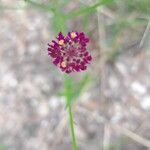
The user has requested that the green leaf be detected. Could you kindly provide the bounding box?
[66,1,101,18]
[63,73,92,105]
[66,0,116,18]
[100,0,116,6]
[52,10,67,33]
[72,74,91,100]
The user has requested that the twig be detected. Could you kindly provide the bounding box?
[112,124,150,148]
[76,106,150,148]
[103,124,111,150]
[54,116,67,134]
[94,111,150,148]
[100,6,115,20]
[139,19,150,48]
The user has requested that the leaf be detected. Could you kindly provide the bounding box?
[66,0,116,18]
[52,10,67,33]
[72,74,91,101]
[100,0,116,6]
[66,2,101,18]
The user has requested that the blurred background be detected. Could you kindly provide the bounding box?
[0,0,150,149]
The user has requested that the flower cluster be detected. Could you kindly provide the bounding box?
[47,31,92,73]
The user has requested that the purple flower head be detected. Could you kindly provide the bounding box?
[47,31,92,73]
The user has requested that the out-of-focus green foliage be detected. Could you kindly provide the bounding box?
[126,0,150,13]
[0,144,9,150]
[63,74,92,104]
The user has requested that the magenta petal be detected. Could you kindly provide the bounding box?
[74,65,80,71]
[53,57,60,65]
[87,55,92,61]
[57,32,65,40]
[84,52,88,56]
[66,70,71,73]
[49,52,57,58]
[47,31,92,73]
[80,65,87,70]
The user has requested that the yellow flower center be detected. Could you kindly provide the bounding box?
[61,61,67,68]
[71,32,77,39]
[59,39,64,45]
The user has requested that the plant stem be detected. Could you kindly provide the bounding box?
[67,100,78,150]
[64,74,78,150]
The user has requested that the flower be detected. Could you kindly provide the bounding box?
[47,31,92,73]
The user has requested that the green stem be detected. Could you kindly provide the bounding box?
[64,74,78,150]
[67,100,78,150]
